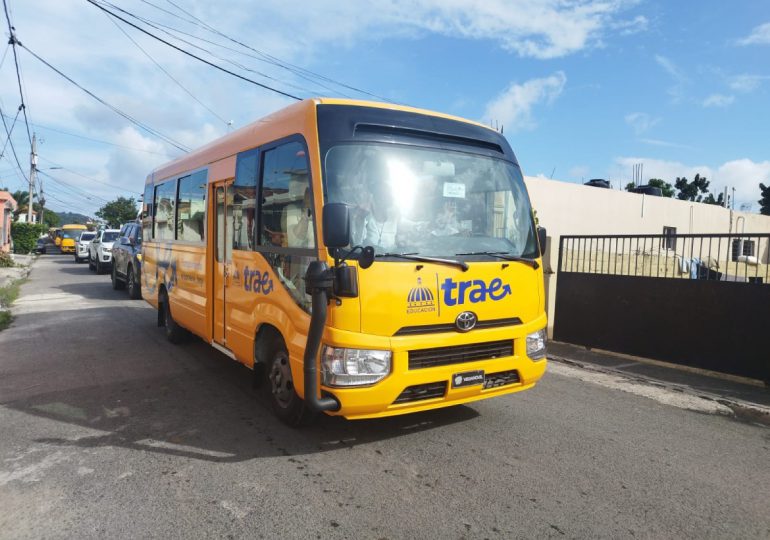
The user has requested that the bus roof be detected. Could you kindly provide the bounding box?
[147,98,497,184]
[62,224,87,229]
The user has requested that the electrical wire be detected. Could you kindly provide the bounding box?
[104,12,230,127]
[86,0,301,101]
[2,0,33,148]
[0,114,169,157]
[158,0,395,103]
[0,103,27,182]
[18,44,191,153]
[38,156,143,195]
[120,3,349,99]
[38,170,112,204]
[0,105,21,159]
[100,4,331,98]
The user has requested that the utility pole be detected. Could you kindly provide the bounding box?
[27,133,37,223]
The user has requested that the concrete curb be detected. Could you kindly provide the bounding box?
[548,353,770,427]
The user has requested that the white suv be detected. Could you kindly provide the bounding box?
[88,229,120,274]
[74,231,95,263]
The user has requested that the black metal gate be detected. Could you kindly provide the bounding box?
[554,233,770,381]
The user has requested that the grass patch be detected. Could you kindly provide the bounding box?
[0,278,26,331]
[0,278,25,309]
[0,310,11,331]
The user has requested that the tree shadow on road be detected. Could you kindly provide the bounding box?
[2,307,480,463]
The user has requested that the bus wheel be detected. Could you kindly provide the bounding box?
[266,342,315,426]
[161,292,185,344]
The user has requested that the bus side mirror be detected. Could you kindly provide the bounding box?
[322,203,350,249]
[537,227,547,256]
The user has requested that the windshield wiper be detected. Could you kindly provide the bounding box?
[375,252,469,271]
[455,251,540,269]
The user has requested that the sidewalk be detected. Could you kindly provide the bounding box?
[548,341,770,421]
[0,254,34,288]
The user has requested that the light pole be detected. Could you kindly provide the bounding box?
[27,133,37,223]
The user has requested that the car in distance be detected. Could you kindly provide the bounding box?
[111,222,143,299]
[88,228,120,274]
[34,237,48,254]
[74,231,96,263]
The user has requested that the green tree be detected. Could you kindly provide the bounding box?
[2,189,33,219]
[96,196,138,228]
[624,178,675,197]
[759,183,770,216]
[675,174,710,202]
[703,192,725,206]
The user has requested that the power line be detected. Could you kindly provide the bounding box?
[38,156,142,195]
[86,0,301,101]
[0,114,169,156]
[18,43,191,153]
[159,0,395,103]
[125,2,350,99]
[102,4,331,99]
[38,170,112,204]
[0,104,22,159]
[0,103,26,182]
[2,0,33,148]
[104,12,230,127]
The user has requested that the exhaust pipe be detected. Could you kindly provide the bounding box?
[303,261,340,412]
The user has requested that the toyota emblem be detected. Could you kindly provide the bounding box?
[455,311,478,332]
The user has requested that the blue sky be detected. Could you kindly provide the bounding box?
[1,0,769,216]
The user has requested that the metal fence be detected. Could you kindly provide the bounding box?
[558,233,770,284]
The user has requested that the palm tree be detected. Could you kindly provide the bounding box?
[9,189,34,219]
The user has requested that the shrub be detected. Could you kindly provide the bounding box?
[0,252,14,268]
[11,222,46,254]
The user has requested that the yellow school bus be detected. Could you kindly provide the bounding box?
[59,223,87,253]
[142,98,547,425]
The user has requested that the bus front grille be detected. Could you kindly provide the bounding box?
[408,340,513,370]
[393,381,447,404]
[483,369,520,389]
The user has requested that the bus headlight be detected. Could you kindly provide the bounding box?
[321,346,391,387]
[526,329,547,360]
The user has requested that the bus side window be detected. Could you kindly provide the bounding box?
[233,149,259,251]
[258,140,315,311]
[259,142,314,249]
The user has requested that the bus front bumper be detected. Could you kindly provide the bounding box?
[309,319,548,420]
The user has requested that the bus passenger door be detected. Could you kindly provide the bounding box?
[213,182,232,346]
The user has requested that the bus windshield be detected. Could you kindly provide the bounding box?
[324,143,538,259]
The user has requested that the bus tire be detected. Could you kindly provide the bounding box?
[127,266,141,300]
[161,291,186,344]
[111,265,125,290]
[266,341,315,427]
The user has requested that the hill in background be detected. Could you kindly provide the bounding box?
[56,211,91,224]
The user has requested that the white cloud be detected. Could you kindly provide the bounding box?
[737,22,770,46]
[613,156,770,209]
[655,54,687,100]
[728,74,770,93]
[483,72,566,133]
[702,94,735,108]
[612,15,649,36]
[236,0,641,60]
[625,112,660,135]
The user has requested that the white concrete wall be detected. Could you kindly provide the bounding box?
[524,176,770,238]
[523,176,770,338]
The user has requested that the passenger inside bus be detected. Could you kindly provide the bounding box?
[284,187,313,248]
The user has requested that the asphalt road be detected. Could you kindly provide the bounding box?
[1,254,768,539]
